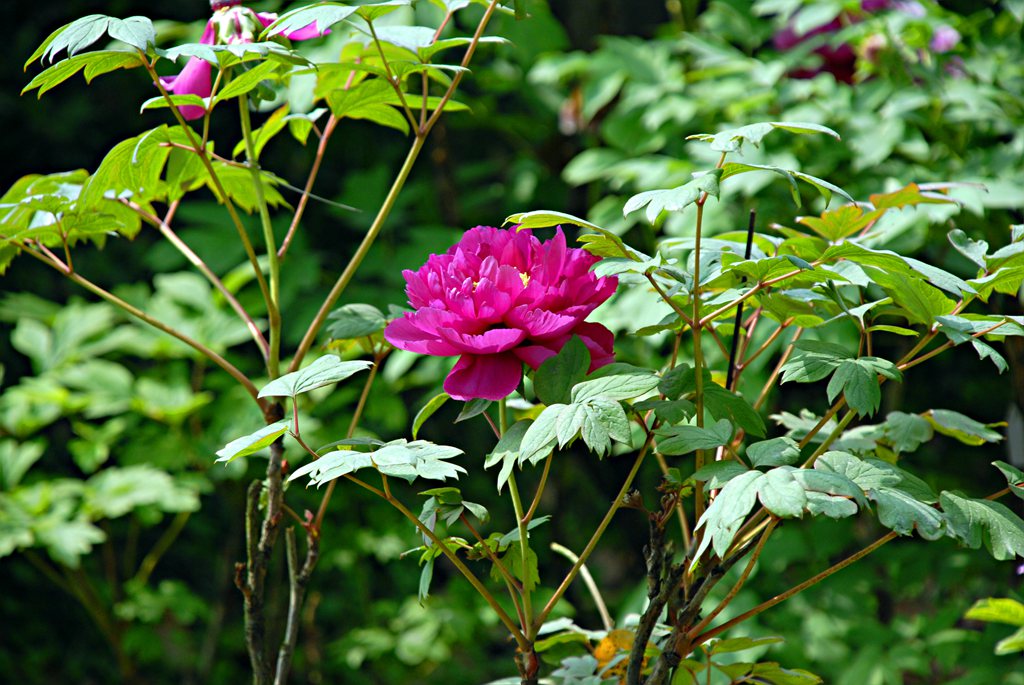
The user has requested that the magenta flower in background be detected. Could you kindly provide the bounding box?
[385,226,618,402]
[160,0,327,120]
[930,25,961,53]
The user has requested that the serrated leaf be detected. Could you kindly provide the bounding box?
[687,121,840,153]
[758,467,806,518]
[747,437,801,468]
[485,420,531,493]
[412,393,449,440]
[215,422,289,463]
[580,398,632,457]
[656,418,733,456]
[258,356,372,398]
[693,460,749,489]
[291,439,465,486]
[942,491,1024,560]
[23,51,144,97]
[871,487,945,540]
[261,3,360,37]
[107,16,156,52]
[814,451,901,490]
[571,364,659,403]
[623,170,722,224]
[780,340,851,383]
[720,162,852,208]
[883,411,933,454]
[519,404,564,465]
[693,469,762,561]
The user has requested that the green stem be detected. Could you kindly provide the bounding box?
[143,56,273,321]
[239,95,281,378]
[692,200,707,524]
[502,398,534,634]
[133,511,191,586]
[534,432,654,631]
[290,135,426,371]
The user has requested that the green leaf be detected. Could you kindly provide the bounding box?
[827,358,901,417]
[535,336,590,406]
[720,162,853,207]
[709,635,784,654]
[485,420,531,493]
[0,440,46,490]
[508,545,539,593]
[758,467,807,518]
[327,303,387,340]
[969,266,1024,302]
[965,597,1024,627]
[780,340,851,383]
[291,439,465,486]
[107,16,156,52]
[925,409,1003,446]
[883,411,933,454]
[797,205,881,242]
[747,437,800,468]
[23,51,144,97]
[693,469,762,560]
[704,384,766,437]
[656,418,733,456]
[412,393,449,440]
[996,627,1024,655]
[214,60,281,103]
[942,491,1024,560]
[258,355,372,399]
[687,121,840,152]
[815,451,901,490]
[632,398,695,425]
[693,460,749,489]
[33,15,111,62]
[83,465,200,519]
[519,404,565,465]
[261,3,360,37]
[869,183,958,210]
[571,364,660,403]
[455,398,491,423]
[215,422,289,463]
[993,461,1024,501]
[37,519,106,568]
[579,398,632,457]
[871,487,945,540]
[622,170,723,223]
[948,228,989,269]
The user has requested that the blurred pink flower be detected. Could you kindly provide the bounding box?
[385,226,618,401]
[930,25,961,53]
[160,0,327,120]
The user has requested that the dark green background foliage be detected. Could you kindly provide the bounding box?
[0,1,1022,683]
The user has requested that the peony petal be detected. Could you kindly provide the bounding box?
[512,343,558,371]
[162,56,212,120]
[506,306,578,339]
[437,326,526,354]
[571,322,616,371]
[444,353,523,401]
[384,316,460,356]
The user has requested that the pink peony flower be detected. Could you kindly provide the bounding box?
[385,226,618,401]
[160,0,327,120]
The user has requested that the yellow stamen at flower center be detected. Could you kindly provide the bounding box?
[519,271,530,286]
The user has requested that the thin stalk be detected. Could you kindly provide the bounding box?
[314,356,381,530]
[386,492,528,647]
[524,452,553,523]
[239,96,282,378]
[534,432,654,631]
[367,21,418,130]
[754,328,803,410]
[550,542,613,631]
[462,513,526,626]
[502,398,534,633]
[290,135,425,370]
[14,243,262,404]
[143,56,273,318]
[133,511,191,586]
[278,114,337,259]
[691,531,898,646]
[687,519,777,639]
[134,200,269,359]
[422,0,501,136]
[692,200,708,524]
